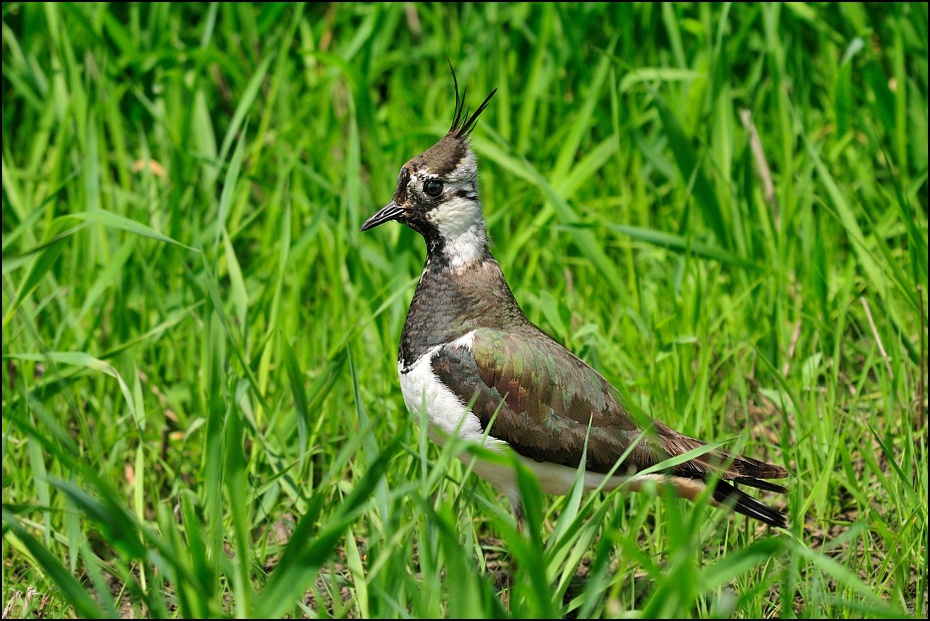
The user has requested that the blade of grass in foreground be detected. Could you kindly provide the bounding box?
[254,434,402,618]
[1,513,110,619]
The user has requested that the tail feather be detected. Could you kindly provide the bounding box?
[734,476,788,495]
[656,424,789,485]
[653,427,789,527]
[657,474,789,528]
[711,480,788,528]
[689,448,789,483]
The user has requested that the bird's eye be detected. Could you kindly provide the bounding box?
[423,179,443,198]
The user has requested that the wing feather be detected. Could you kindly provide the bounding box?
[432,327,788,487]
[432,329,659,473]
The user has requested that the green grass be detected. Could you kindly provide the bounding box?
[2,2,927,618]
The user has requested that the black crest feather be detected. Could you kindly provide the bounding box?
[447,60,497,139]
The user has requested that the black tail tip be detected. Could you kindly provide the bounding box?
[713,481,789,528]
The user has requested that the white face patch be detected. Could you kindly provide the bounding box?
[408,149,488,268]
[445,150,479,183]
[427,192,487,268]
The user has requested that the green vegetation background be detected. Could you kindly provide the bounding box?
[2,2,927,618]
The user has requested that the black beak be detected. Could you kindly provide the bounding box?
[360,201,405,232]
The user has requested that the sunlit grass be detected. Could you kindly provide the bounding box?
[2,2,926,618]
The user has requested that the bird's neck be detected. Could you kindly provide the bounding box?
[399,252,528,369]
[423,195,490,270]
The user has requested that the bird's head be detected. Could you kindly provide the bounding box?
[362,65,497,268]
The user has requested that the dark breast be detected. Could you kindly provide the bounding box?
[399,258,527,369]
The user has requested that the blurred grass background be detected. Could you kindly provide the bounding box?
[2,2,927,618]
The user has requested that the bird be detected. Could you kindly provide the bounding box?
[361,67,789,529]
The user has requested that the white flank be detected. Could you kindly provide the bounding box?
[398,330,517,495]
[399,331,487,443]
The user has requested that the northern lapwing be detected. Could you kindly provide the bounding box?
[361,68,788,529]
